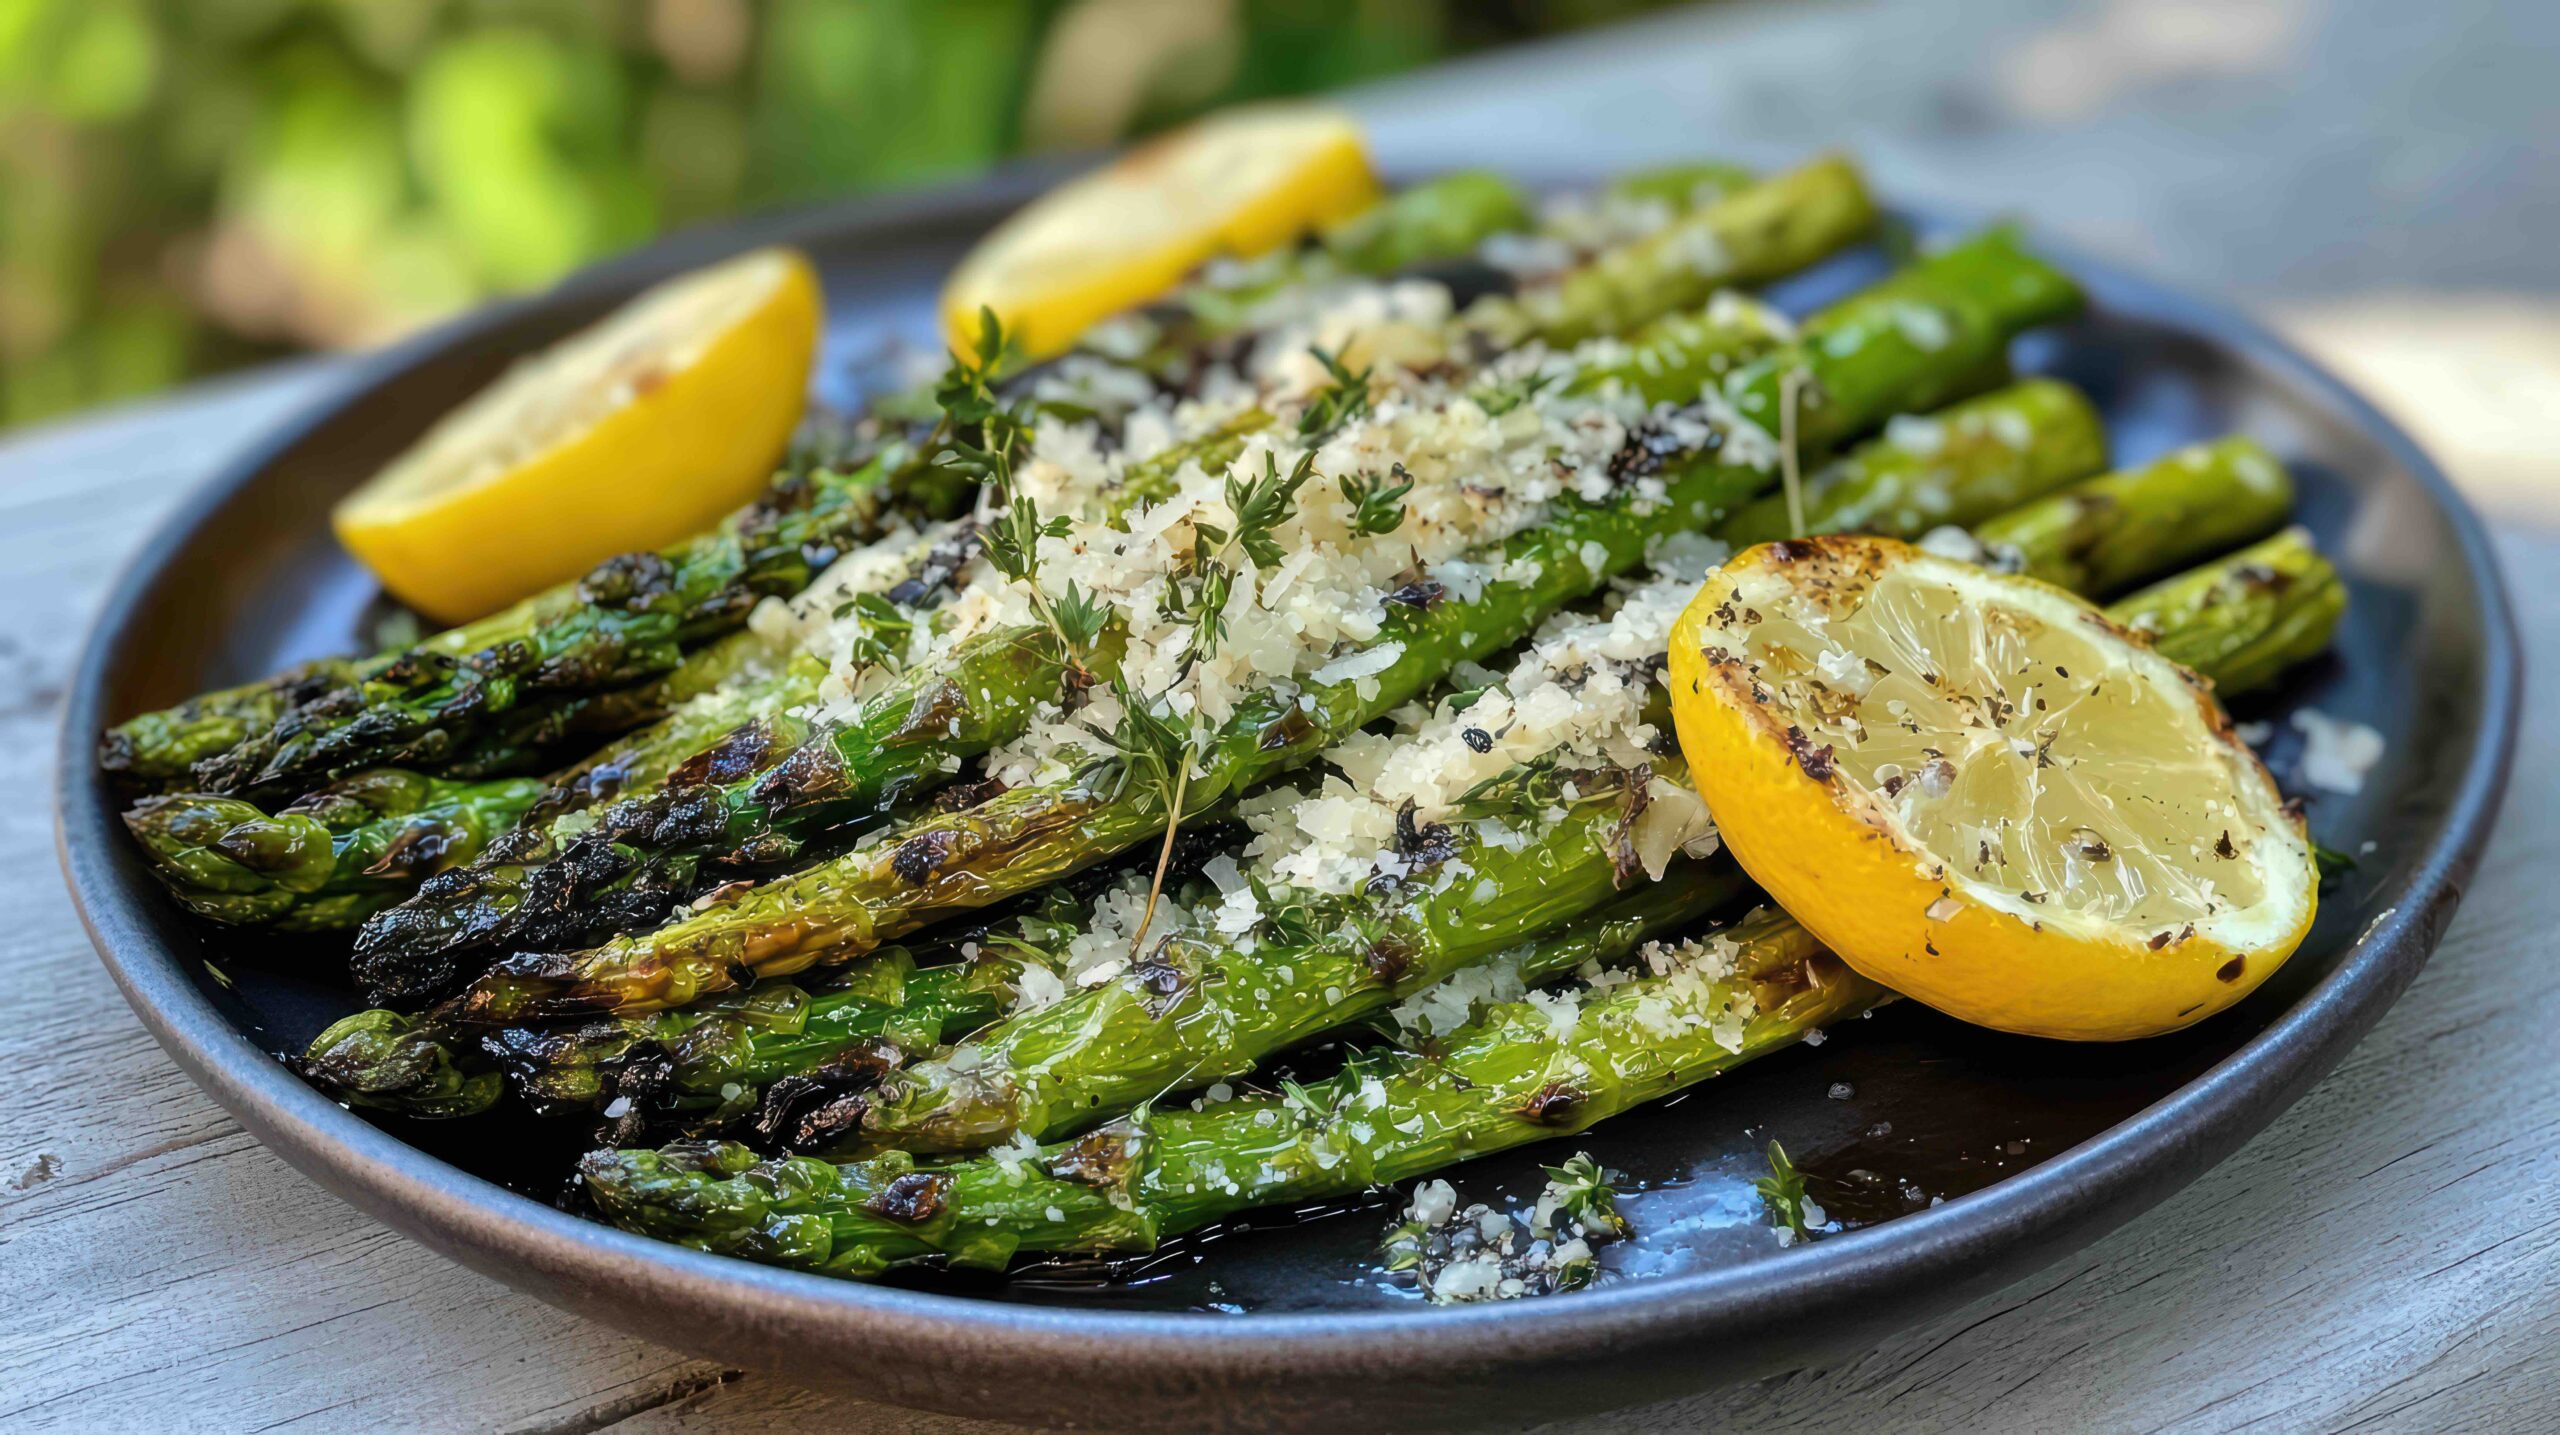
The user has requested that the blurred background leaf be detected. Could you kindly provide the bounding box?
[0,0,1691,429]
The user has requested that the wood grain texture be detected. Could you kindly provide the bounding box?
[0,320,2552,1435]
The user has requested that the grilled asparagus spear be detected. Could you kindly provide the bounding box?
[118,626,783,931]
[1477,154,1875,347]
[104,443,951,804]
[123,771,550,932]
[2126,526,2345,692]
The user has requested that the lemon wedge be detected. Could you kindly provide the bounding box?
[1668,536,2315,1041]
[334,247,823,623]
[941,102,1379,362]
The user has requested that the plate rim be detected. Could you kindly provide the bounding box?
[51,165,2522,1415]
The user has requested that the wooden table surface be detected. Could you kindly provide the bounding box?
[7,3,2558,1429]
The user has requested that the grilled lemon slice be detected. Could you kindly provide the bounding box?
[1668,535,2315,1040]
[940,102,1379,362]
[333,246,822,622]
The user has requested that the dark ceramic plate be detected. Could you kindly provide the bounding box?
[56,167,2518,1431]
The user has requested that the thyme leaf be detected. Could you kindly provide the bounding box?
[827,591,915,670]
[1338,465,1415,538]
[1754,1139,1811,1239]
[1298,344,1375,439]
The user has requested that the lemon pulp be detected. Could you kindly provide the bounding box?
[1737,561,2275,933]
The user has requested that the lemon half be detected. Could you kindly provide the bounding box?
[1669,536,2315,1040]
[941,102,1379,362]
[334,247,823,623]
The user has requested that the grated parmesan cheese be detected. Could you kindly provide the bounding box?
[2291,707,2384,795]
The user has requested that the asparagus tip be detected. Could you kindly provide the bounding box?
[298,1009,498,1120]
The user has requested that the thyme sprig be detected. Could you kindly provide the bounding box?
[932,306,1014,442]
[1247,873,1326,948]
[1475,367,1562,418]
[1536,1152,1631,1242]
[1203,447,1318,571]
[1298,345,1375,439]
[1755,1139,1813,1240]
[1277,1076,1334,1126]
[1073,675,1196,808]
[937,309,1109,678]
[1102,447,1321,957]
[933,308,1031,511]
[983,494,1109,668]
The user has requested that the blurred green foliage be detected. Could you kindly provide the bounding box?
[0,0,1684,429]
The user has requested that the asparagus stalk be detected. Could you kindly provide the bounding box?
[200,453,918,805]
[103,443,949,804]
[411,620,782,780]
[96,657,362,794]
[101,416,902,788]
[318,847,1222,1122]
[1601,161,1761,213]
[1157,172,1538,347]
[578,541,2348,1275]
[2120,527,2344,693]
[1164,162,1753,350]
[426,231,2080,1031]
[1476,154,1878,346]
[500,902,1093,1120]
[1322,171,1546,274]
[123,772,548,932]
[1977,435,2296,596]
[118,625,791,930]
[1719,380,2103,543]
